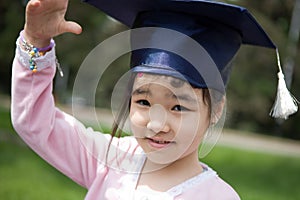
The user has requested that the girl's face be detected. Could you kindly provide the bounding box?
[129,73,210,164]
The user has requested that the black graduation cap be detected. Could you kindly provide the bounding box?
[84,0,298,119]
[84,0,275,48]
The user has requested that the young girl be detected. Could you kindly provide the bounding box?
[12,0,291,199]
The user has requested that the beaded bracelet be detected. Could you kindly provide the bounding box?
[20,31,55,73]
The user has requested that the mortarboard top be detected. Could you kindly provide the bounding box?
[84,0,276,48]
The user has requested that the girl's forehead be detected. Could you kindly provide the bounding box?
[133,73,187,89]
[132,73,201,97]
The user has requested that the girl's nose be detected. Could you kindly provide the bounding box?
[146,104,170,133]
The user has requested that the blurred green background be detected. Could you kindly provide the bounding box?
[0,0,300,199]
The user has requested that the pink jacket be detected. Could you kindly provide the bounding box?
[11,37,240,200]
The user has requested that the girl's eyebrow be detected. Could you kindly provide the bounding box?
[132,88,197,103]
[132,88,196,103]
[172,93,197,103]
[132,88,151,96]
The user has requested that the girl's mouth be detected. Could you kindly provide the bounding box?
[152,139,170,144]
[146,137,174,149]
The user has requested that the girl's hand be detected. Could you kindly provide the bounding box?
[24,0,82,48]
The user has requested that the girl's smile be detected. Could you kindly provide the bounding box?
[146,136,175,149]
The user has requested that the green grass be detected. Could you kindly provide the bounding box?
[0,106,87,200]
[0,107,14,134]
[1,106,300,199]
[203,146,300,200]
[0,141,87,200]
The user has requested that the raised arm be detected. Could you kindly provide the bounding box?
[11,0,107,188]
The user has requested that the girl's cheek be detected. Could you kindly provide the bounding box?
[130,110,149,138]
[130,110,149,127]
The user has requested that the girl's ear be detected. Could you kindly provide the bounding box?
[210,96,226,125]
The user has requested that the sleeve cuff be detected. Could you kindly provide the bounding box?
[16,36,57,72]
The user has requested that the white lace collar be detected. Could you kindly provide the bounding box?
[166,164,217,197]
[125,163,217,199]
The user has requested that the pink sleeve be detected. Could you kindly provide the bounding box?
[11,37,108,188]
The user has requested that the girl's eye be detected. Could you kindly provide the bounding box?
[136,100,150,107]
[172,105,189,112]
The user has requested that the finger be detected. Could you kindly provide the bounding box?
[62,21,83,35]
[27,0,41,13]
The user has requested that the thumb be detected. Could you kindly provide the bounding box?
[62,21,82,35]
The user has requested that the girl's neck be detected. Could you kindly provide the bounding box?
[136,151,203,192]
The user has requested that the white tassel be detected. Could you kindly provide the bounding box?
[269,49,299,119]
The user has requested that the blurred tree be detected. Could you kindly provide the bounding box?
[0,0,24,94]
[53,0,128,107]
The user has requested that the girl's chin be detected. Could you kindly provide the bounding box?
[136,138,187,166]
[143,149,183,166]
